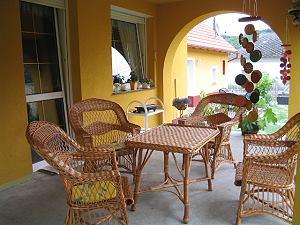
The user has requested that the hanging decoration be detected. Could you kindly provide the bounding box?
[235,23,262,126]
[238,0,261,22]
[280,16,292,85]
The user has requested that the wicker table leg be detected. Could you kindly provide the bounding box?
[203,143,212,191]
[131,148,153,211]
[183,154,192,224]
[131,148,143,211]
[164,152,169,181]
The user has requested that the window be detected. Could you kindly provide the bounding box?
[211,66,218,85]
[111,7,146,84]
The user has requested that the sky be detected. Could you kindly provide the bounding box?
[204,13,271,36]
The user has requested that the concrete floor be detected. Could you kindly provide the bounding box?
[0,132,287,225]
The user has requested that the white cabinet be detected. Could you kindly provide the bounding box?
[126,97,165,130]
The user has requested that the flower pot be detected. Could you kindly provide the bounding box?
[142,83,150,89]
[241,129,259,136]
[113,83,121,92]
[130,81,138,90]
[120,83,128,91]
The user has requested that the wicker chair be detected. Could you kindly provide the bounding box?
[235,112,300,225]
[26,121,133,225]
[69,98,141,177]
[178,93,245,177]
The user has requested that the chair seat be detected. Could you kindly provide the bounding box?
[235,162,290,187]
[72,176,133,205]
[72,180,117,204]
[99,142,126,150]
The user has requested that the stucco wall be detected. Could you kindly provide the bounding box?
[155,1,300,224]
[188,48,228,95]
[75,0,161,129]
[0,1,32,186]
[1,1,300,219]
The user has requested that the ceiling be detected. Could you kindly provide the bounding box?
[144,0,184,4]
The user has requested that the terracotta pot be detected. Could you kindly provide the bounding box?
[130,81,138,90]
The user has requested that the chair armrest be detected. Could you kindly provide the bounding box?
[244,139,297,155]
[124,122,141,135]
[177,115,207,125]
[243,132,279,141]
[217,119,239,128]
[244,143,297,164]
[70,149,116,160]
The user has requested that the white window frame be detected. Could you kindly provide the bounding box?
[211,66,218,85]
[111,5,148,80]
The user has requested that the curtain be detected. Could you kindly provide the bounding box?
[117,20,143,77]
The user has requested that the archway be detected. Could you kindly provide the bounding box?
[162,11,287,126]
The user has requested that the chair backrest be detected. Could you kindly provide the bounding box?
[69,98,132,147]
[274,112,300,142]
[192,93,244,125]
[26,121,80,177]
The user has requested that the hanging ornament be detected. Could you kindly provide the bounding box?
[250,49,262,62]
[238,0,262,22]
[280,16,292,85]
[235,74,248,85]
[234,21,264,121]
[244,62,254,73]
[251,70,262,83]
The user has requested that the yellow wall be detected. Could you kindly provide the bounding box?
[187,48,228,95]
[170,36,188,120]
[155,1,300,224]
[0,0,32,186]
[75,0,161,129]
[1,1,300,219]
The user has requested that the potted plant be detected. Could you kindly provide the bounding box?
[172,97,190,117]
[239,107,277,135]
[128,71,139,90]
[141,78,153,89]
[113,74,128,91]
[113,74,124,92]
[238,116,259,135]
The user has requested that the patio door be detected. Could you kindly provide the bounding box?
[20,1,69,165]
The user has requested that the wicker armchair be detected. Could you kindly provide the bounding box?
[178,93,245,177]
[26,121,133,225]
[235,112,300,225]
[69,98,141,177]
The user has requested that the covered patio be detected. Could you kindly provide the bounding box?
[0,0,300,225]
[0,132,287,225]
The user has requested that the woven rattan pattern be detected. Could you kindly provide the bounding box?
[235,112,300,225]
[178,93,245,176]
[69,98,141,175]
[26,121,132,225]
[126,124,219,154]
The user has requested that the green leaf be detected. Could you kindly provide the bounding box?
[257,98,266,107]
[264,108,278,124]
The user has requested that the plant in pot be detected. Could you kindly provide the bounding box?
[141,78,153,89]
[239,104,277,135]
[113,74,124,92]
[172,97,190,118]
[128,71,139,90]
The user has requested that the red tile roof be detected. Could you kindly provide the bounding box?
[188,23,237,53]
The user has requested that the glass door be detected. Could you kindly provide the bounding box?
[20,1,68,164]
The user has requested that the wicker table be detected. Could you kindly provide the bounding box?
[126,124,220,223]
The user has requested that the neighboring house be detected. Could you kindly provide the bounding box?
[187,22,237,96]
[228,31,285,87]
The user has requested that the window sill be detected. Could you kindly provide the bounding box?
[113,87,155,95]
